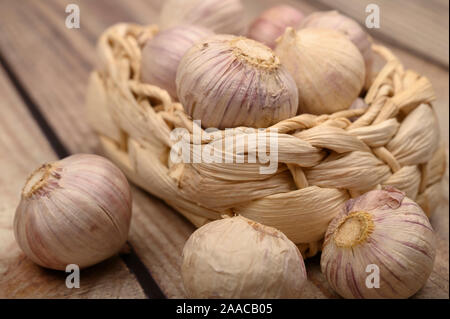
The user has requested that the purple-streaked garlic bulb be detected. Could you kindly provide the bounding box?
[321,187,436,299]
[159,0,246,35]
[348,97,368,121]
[247,5,305,49]
[14,154,132,270]
[141,25,214,99]
[275,28,365,115]
[299,10,373,88]
[181,216,307,298]
[176,35,298,129]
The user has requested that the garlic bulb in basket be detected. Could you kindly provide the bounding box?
[248,5,305,49]
[159,0,246,35]
[176,35,298,129]
[275,27,365,115]
[181,216,307,298]
[348,97,368,121]
[14,154,132,270]
[141,25,213,99]
[299,10,373,88]
[321,187,436,299]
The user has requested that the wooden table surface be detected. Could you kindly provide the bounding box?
[0,0,448,299]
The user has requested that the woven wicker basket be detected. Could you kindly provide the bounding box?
[87,23,446,257]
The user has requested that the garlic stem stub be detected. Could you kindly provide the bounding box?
[275,27,365,115]
[159,0,246,35]
[14,154,132,270]
[247,5,305,49]
[299,10,373,88]
[181,216,307,298]
[321,187,436,299]
[141,25,214,99]
[176,35,298,129]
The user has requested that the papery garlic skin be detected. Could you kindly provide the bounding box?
[321,187,436,299]
[159,0,246,35]
[275,28,365,115]
[14,154,132,270]
[181,216,307,298]
[176,35,298,129]
[141,25,214,99]
[248,5,305,49]
[299,11,373,88]
[348,97,368,122]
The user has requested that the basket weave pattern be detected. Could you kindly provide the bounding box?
[87,24,446,257]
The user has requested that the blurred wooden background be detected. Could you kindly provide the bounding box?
[0,0,448,298]
[312,0,449,67]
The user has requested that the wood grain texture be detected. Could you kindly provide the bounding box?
[0,0,190,298]
[308,0,449,67]
[0,66,145,298]
[0,0,447,298]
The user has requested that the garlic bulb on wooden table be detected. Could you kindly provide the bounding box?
[248,5,305,49]
[299,10,373,88]
[14,154,132,270]
[176,35,298,129]
[141,25,214,99]
[181,216,307,298]
[321,187,436,299]
[159,0,246,35]
[275,27,365,115]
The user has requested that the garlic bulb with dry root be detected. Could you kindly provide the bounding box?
[141,25,213,99]
[181,216,307,298]
[176,35,298,129]
[248,5,304,49]
[159,0,246,35]
[14,154,132,270]
[275,28,365,115]
[299,10,373,88]
[321,187,436,299]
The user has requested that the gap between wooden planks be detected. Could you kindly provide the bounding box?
[0,0,448,298]
[0,62,146,298]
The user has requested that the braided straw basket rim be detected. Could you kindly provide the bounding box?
[87,23,446,258]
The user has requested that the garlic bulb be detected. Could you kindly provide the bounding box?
[299,10,373,88]
[248,5,305,49]
[181,216,307,298]
[348,97,368,121]
[176,35,298,129]
[14,154,132,270]
[141,25,213,99]
[275,28,365,115]
[159,0,246,35]
[349,97,367,110]
[321,187,435,299]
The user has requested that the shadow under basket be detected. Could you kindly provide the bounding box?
[86,23,446,258]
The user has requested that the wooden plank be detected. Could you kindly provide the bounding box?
[0,0,191,298]
[0,0,447,298]
[0,65,145,298]
[306,0,449,67]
